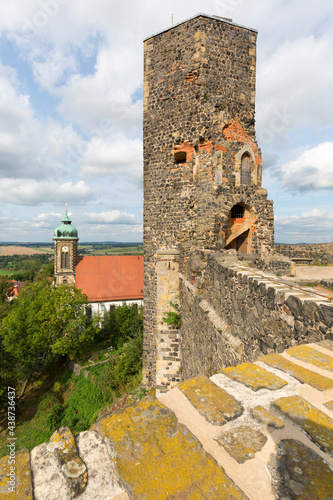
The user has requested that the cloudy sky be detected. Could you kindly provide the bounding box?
[0,0,332,243]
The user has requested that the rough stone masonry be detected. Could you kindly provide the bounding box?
[143,14,276,390]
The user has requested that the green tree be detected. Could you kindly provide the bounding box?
[0,280,99,380]
[101,304,143,348]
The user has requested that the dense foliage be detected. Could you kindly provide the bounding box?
[0,254,52,281]
[0,280,99,381]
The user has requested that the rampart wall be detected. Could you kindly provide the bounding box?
[178,251,333,382]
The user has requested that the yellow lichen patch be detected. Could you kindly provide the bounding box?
[324,400,333,412]
[260,353,333,391]
[268,440,333,499]
[177,375,243,425]
[216,425,267,463]
[0,448,33,500]
[221,362,287,391]
[252,405,284,428]
[92,395,247,499]
[286,345,333,372]
[272,396,333,456]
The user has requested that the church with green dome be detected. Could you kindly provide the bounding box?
[53,210,79,285]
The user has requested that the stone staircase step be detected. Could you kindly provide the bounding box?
[221,362,287,391]
[272,395,333,456]
[177,375,243,425]
[260,353,333,391]
[286,344,333,372]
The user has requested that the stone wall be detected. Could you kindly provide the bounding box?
[276,243,333,264]
[179,250,333,380]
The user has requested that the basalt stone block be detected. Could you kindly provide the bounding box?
[268,440,333,499]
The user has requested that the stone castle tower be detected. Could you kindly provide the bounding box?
[53,210,79,285]
[143,14,275,389]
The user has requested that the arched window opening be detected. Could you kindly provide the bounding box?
[241,154,251,185]
[61,252,69,268]
[174,151,187,164]
[231,205,245,219]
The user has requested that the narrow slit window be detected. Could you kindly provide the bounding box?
[241,155,251,185]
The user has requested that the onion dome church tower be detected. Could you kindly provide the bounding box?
[53,210,79,285]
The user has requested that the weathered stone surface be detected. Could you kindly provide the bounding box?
[319,339,333,352]
[76,431,127,500]
[216,425,267,463]
[252,405,284,429]
[261,353,333,391]
[92,395,247,499]
[268,440,333,499]
[324,400,333,412]
[221,362,287,391]
[47,427,88,497]
[177,375,243,425]
[31,442,69,499]
[0,448,33,500]
[286,345,333,372]
[272,396,333,456]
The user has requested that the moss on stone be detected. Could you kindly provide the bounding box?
[92,395,247,499]
[260,353,333,391]
[177,375,243,425]
[221,362,287,391]
[272,396,333,456]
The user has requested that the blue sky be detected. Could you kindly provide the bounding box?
[0,0,332,243]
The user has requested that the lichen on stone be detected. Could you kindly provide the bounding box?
[216,425,267,463]
[272,396,333,456]
[92,394,247,499]
[261,353,333,391]
[268,439,333,499]
[177,375,243,425]
[221,362,287,391]
[252,405,284,428]
[286,345,333,372]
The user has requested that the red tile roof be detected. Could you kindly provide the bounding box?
[75,255,144,302]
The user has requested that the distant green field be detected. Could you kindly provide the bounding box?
[0,270,20,276]
[28,246,53,253]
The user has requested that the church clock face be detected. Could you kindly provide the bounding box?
[62,245,68,252]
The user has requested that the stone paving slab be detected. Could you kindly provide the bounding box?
[216,425,267,464]
[324,400,333,412]
[177,375,243,425]
[272,395,333,456]
[319,339,333,352]
[91,395,247,500]
[286,344,333,372]
[260,353,333,391]
[268,439,333,499]
[251,406,284,429]
[221,363,287,391]
[0,448,33,500]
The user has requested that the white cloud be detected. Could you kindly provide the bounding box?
[275,208,333,243]
[0,179,97,205]
[80,137,142,182]
[83,210,137,225]
[278,142,333,191]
